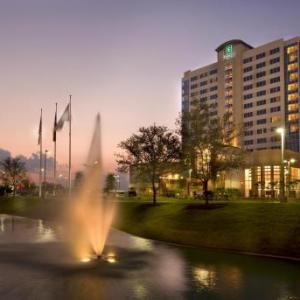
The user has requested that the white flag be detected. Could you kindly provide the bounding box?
[56,104,70,131]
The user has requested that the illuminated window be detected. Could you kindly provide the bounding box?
[287,45,299,54]
[289,73,299,82]
[245,169,252,197]
[290,124,299,132]
[289,53,298,62]
[274,166,280,182]
[288,103,299,111]
[288,63,298,72]
[288,113,299,121]
[288,93,299,102]
[288,83,298,92]
[270,115,281,123]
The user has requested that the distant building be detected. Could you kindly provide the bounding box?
[182,37,300,197]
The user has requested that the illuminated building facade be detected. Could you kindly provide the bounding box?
[182,37,300,197]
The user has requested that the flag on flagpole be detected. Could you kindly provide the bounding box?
[53,108,57,142]
[38,112,42,145]
[56,103,70,131]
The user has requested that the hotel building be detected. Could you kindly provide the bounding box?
[182,37,300,197]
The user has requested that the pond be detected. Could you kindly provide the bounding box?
[0,214,299,300]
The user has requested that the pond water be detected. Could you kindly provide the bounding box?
[0,214,299,300]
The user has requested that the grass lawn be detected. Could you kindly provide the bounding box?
[115,196,300,259]
[1,195,300,259]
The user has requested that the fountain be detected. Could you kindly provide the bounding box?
[65,114,115,262]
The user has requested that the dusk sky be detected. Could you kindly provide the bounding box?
[0,0,299,174]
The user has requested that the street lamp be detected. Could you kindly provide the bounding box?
[187,168,192,197]
[276,127,285,202]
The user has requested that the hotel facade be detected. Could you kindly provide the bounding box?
[182,37,300,197]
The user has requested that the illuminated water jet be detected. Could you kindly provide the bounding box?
[65,114,115,261]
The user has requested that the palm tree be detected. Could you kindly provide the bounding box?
[0,157,26,197]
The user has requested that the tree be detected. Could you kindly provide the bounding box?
[104,173,116,193]
[0,157,27,197]
[116,124,181,204]
[74,171,84,188]
[179,100,244,204]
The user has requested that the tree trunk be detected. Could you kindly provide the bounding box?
[152,176,157,205]
[203,180,208,205]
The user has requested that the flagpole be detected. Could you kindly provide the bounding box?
[53,103,57,197]
[68,95,72,196]
[39,108,43,199]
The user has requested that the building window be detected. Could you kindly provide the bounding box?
[288,63,298,72]
[243,66,253,73]
[210,86,218,92]
[288,93,298,102]
[200,89,207,94]
[244,84,253,91]
[200,97,207,102]
[191,84,198,89]
[288,103,299,111]
[290,124,299,132]
[257,90,266,97]
[243,57,252,64]
[289,72,298,82]
[257,128,267,134]
[270,115,281,123]
[270,57,280,64]
[244,94,253,100]
[257,109,266,115]
[288,114,299,122]
[270,67,280,74]
[256,71,266,78]
[270,96,280,103]
[244,140,253,145]
[270,77,280,84]
[270,106,280,113]
[257,99,266,106]
[200,73,207,78]
[210,94,218,100]
[244,103,253,109]
[270,47,280,55]
[191,76,198,81]
[200,81,207,86]
[209,69,217,75]
[256,52,266,59]
[244,130,253,136]
[257,138,267,144]
[288,83,298,92]
[257,119,267,125]
[256,62,266,69]
[244,75,253,81]
[270,86,280,93]
[244,121,253,127]
[244,112,253,118]
[270,136,280,142]
[257,80,266,87]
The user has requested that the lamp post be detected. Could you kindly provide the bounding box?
[284,158,296,198]
[187,168,192,197]
[276,127,285,202]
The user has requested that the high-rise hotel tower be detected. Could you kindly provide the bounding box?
[182,37,300,197]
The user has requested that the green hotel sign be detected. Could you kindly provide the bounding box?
[224,44,233,59]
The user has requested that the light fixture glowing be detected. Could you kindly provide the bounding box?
[276,127,285,134]
[81,257,91,263]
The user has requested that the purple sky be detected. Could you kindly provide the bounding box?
[0,0,299,173]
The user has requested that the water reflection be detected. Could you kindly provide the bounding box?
[0,214,300,300]
[193,266,216,290]
[0,215,6,232]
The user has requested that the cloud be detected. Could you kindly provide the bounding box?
[0,148,56,172]
[0,149,11,161]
